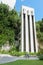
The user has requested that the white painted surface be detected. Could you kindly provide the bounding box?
[29,15,34,52]
[21,5,38,53]
[25,12,29,52]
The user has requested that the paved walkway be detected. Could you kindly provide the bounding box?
[0,54,39,64]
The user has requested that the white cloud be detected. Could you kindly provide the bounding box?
[0,0,16,9]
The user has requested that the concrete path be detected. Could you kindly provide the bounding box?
[19,56,39,60]
[0,55,19,64]
[0,54,39,64]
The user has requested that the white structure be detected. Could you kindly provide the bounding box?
[21,6,38,53]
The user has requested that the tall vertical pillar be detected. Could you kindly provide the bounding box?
[25,12,29,52]
[29,15,34,52]
[33,16,38,52]
[21,9,24,52]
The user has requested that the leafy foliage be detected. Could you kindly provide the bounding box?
[36,19,43,42]
[0,3,20,47]
[36,19,43,53]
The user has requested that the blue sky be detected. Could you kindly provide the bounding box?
[15,0,43,21]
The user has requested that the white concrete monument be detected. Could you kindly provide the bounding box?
[21,5,38,53]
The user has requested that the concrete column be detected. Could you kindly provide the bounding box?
[30,15,34,53]
[25,12,29,52]
[34,16,38,52]
[21,10,24,52]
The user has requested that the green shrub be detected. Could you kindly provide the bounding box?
[37,49,43,56]
[37,49,43,60]
[29,52,37,56]
[9,51,28,56]
[0,50,9,54]
[40,49,43,54]
[9,45,16,52]
[39,55,43,60]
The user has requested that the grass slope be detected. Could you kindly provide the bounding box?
[0,60,43,65]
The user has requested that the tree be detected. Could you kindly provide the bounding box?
[36,19,43,51]
[36,19,43,42]
[0,3,20,47]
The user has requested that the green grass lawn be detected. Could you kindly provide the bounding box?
[0,60,43,65]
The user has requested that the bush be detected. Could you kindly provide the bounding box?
[29,52,37,56]
[39,55,43,60]
[9,51,28,56]
[9,45,16,52]
[37,49,43,60]
[0,50,9,54]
